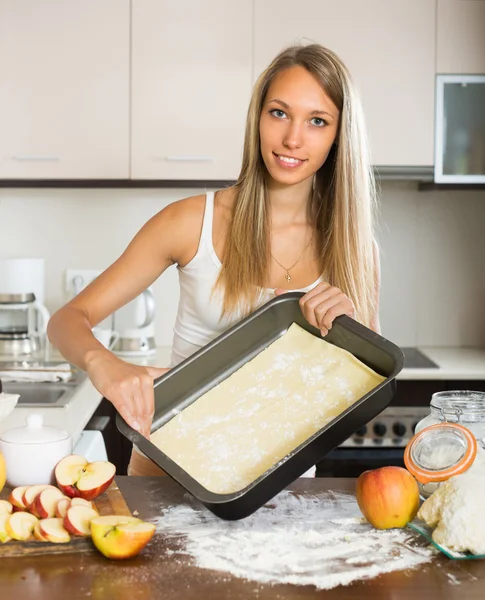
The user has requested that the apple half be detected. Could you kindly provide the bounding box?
[90,515,155,559]
[55,455,116,501]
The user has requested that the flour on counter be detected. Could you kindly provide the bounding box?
[152,490,433,590]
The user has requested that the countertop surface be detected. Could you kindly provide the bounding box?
[1,345,484,444]
[0,477,484,599]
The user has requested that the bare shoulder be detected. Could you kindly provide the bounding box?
[145,194,207,265]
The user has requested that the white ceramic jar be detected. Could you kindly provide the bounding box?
[0,414,72,487]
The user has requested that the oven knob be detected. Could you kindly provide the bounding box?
[392,423,406,438]
[373,423,387,437]
[355,426,367,437]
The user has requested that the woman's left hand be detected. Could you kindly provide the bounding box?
[275,282,355,336]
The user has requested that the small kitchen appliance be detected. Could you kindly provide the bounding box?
[0,258,49,358]
[111,288,156,357]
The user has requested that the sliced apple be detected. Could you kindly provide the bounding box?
[90,515,155,560]
[5,511,38,541]
[9,486,30,510]
[23,484,58,512]
[0,514,12,543]
[71,497,97,510]
[39,518,71,544]
[33,520,49,542]
[32,487,65,519]
[63,505,99,537]
[55,498,72,518]
[0,500,13,515]
[55,455,115,501]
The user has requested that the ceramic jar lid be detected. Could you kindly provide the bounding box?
[404,422,477,484]
[0,413,69,444]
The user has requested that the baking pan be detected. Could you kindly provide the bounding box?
[117,292,404,520]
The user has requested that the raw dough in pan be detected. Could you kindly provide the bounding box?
[151,323,385,494]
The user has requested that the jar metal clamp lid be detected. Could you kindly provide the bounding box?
[404,422,477,484]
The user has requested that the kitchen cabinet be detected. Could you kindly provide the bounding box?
[131,0,252,180]
[437,0,485,74]
[0,0,130,179]
[254,0,436,167]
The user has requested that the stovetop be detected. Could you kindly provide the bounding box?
[401,347,439,369]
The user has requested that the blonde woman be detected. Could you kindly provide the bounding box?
[48,44,381,476]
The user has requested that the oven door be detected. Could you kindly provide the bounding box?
[315,447,406,479]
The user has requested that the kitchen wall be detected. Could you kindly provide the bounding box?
[1,182,484,351]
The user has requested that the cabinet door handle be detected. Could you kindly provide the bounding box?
[157,156,215,162]
[11,155,60,162]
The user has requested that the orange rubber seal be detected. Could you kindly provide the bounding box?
[404,422,477,484]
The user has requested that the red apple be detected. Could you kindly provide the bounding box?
[90,515,155,559]
[63,505,99,536]
[55,455,116,500]
[355,466,420,530]
[39,518,71,543]
[32,487,65,519]
[70,497,96,510]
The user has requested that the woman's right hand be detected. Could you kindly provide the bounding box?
[84,350,169,438]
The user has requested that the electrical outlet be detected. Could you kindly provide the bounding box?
[65,269,101,296]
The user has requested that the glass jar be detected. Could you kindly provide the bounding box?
[408,390,485,498]
[415,390,485,448]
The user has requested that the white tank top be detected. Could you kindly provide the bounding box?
[170,191,323,367]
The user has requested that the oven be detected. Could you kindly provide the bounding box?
[315,348,439,478]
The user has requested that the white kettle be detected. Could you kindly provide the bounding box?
[111,288,156,356]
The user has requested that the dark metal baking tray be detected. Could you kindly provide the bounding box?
[117,293,404,520]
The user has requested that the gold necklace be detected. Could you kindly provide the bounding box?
[271,234,314,284]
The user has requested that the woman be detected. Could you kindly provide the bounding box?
[47,44,381,476]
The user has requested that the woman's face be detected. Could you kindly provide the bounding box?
[259,66,340,187]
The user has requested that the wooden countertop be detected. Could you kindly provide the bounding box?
[0,477,484,599]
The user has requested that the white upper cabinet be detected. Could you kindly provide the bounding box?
[254,0,436,167]
[0,0,130,179]
[131,0,252,180]
[437,0,485,74]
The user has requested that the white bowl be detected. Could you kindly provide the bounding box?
[0,392,19,422]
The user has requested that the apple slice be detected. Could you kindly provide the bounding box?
[55,498,72,518]
[39,518,71,544]
[63,505,99,536]
[0,500,13,515]
[55,455,115,501]
[32,487,65,519]
[23,484,58,512]
[71,497,97,511]
[33,520,49,542]
[5,511,38,541]
[8,486,30,511]
[0,514,12,543]
[90,515,155,559]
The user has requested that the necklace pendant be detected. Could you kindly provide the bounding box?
[285,271,291,283]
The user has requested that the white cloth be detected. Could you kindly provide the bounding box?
[0,363,72,383]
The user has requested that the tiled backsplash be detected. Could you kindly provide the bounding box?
[1,182,484,349]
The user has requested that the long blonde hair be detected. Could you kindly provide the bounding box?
[215,44,378,327]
